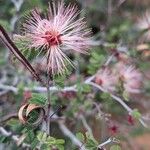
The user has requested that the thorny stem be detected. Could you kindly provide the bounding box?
[49,106,64,118]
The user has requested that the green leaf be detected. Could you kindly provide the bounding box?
[83,84,92,93]
[0,20,10,31]
[29,93,47,105]
[77,84,91,93]
[37,132,64,149]
[42,132,48,142]
[40,144,48,150]
[46,136,56,145]
[37,131,44,142]
[76,132,85,142]
[131,109,142,119]
[0,136,7,143]
[110,145,122,150]
[85,132,98,149]
[31,138,39,149]
[56,139,65,144]
[100,92,111,101]
[53,71,71,87]
[57,144,64,150]
[6,119,22,132]
[26,130,35,142]
[17,82,25,93]
[122,91,129,101]
[0,57,6,65]
[88,51,105,75]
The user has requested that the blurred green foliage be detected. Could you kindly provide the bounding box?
[0,0,150,150]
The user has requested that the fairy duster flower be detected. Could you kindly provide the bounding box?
[119,66,143,93]
[16,1,92,75]
[136,11,150,41]
[95,67,118,92]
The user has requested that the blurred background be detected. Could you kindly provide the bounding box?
[1,0,150,150]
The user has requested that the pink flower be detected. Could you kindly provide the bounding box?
[127,115,134,125]
[136,11,150,41]
[17,1,92,75]
[95,67,118,92]
[120,66,143,93]
[109,125,118,135]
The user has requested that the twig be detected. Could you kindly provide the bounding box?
[0,84,77,94]
[10,0,24,30]
[0,113,18,123]
[46,74,51,135]
[45,110,86,150]
[80,115,94,138]
[0,126,30,148]
[104,54,115,66]
[87,81,148,128]
[0,90,8,96]
[0,70,148,129]
[116,0,126,8]
[11,0,24,12]
[98,137,120,149]
[58,122,86,150]
[0,25,46,86]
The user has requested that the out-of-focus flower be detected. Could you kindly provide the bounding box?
[16,1,92,75]
[115,52,131,64]
[136,11,150,41]
[59,91,76,99]
[114,62,127,73]
[95,67,118,92]
[109,124,118,135]
[119,66,143,93]
[23,91,32,101]
[127,115,134,125]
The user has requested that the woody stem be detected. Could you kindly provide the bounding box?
[46,74,51,135]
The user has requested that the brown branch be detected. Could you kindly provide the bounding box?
[0,126,31,148]
[0,113,18,123]
[0,25,46,86]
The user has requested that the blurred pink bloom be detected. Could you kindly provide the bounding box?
[120,66,143,93]
[127,115,134,125]
[114,62,127,74]
[95,67,118,92]
[18,1,92,75]
[109,124,118,135]
[136,11,150,41]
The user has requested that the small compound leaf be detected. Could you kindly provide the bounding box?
[76,132,85,142]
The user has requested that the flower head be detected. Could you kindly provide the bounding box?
[119,65,143,93]
[95,67,118,92]
[136,11,150,41]
[109,124,118,135]
[17,1,92,75]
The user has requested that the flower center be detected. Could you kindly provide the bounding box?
[95,77,103,85]
[44,31,62,46]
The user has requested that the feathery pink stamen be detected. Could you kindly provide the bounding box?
[15,1,93,75]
